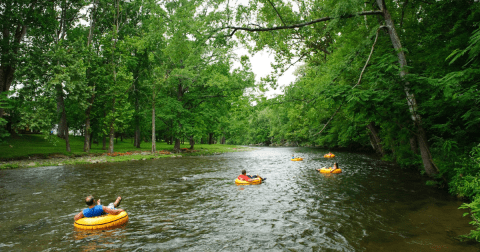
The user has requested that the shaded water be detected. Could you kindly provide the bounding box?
[0,147,478,251]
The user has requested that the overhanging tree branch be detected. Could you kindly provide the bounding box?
[223,10,383,36]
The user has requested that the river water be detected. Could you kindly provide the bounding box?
[0,147,479,251]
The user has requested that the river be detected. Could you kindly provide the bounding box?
[0,147,478,251]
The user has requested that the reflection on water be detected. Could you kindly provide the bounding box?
[0,147,479,251]
[73,227,127,252]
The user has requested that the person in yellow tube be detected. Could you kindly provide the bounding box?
[317,162,340,173]
[237,169,263,181]
[74,195,124,221]
[330,162,340,173]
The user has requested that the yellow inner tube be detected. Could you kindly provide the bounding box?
[318,167,342,174]
[235,177,262,185]
[291,158,303,161]
[74,211,129,230]
[324,154,335,158]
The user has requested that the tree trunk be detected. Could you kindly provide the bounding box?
[83,0,97,153]
[64,124,71,152]
[108,122,115,154]
[134,92,141,148]
[416,125,436,174]
[87,0,98,48]
[151,90,156,154]
[135,124,141,148]
[221,136,226,144]
[56,84,67,139]
[189,136,195,149]
[55,4,69,140]
[108,0,119,155]
[376,0,437,176]
[367,122,385,156]
[55,83,70,151]
[108,99,116,154]
[84,116,91,152]
[410,135,418,155]
[174,138,180,153]
[208,133,214,145]
[83,93,95,152]
[0,65,16,119]
[89,131,93,148]
[102,134,106,150]
[134,130,137,147]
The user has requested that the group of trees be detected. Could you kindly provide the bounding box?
[219,0,480,240]
[3,0,480,239]
[0,0,255,154]
[224,0,479,176]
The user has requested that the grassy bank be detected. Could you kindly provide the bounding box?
[0,134,251,169]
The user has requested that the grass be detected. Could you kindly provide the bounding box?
[0,134,251,169]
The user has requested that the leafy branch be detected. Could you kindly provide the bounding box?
[315,26,385,136]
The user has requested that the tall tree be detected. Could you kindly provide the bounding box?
[0,1,56,120]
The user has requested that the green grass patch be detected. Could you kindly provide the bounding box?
[0,134,251,167]
[0,163,19,169]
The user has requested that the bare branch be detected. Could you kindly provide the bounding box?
[224,10,383,36]
[351,26,386,90]
[281,53,307,75]
[315,105,343,136]
[315,26,385,136]
[266,0,287,26]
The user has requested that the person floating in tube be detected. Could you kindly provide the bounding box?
[330,162,340,173]
[237,169,263,182]
[74,195,124,221]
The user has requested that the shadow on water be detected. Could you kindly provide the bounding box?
[0,147,479,251]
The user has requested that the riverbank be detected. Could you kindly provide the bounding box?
[0,134,253,169]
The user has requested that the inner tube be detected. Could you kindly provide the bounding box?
[318,167,342,174]
[235,177,263,185]
[324,154,335,158]
[74,211,129,230]
[291,158,303,161]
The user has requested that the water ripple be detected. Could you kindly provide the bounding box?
[0,147,478,251]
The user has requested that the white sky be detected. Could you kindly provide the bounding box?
[230,0,301,99]
[233,47,300,99]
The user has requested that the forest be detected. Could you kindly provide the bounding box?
[1,0,480,241]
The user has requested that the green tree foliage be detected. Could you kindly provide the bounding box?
[442,24,480,241]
